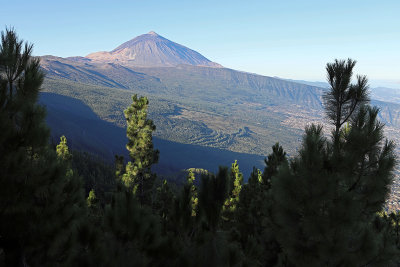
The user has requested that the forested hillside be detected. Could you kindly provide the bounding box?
[39,36,400,204]
[39,52,326,176]
[1,30,399,266]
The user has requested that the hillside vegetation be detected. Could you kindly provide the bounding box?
[40,55,400,205]
[1,29,399,265]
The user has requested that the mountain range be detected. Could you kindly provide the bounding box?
[38,31,400,207]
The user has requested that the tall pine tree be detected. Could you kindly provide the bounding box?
[271,59,397,266]
[121,94,159,206]
[0,29,85,266]
[263,142,287,188]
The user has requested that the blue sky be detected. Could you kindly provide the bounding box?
[2,0,399,87]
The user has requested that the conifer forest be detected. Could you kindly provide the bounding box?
[1,29,400,267]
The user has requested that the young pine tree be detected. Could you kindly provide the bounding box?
[263,142,287,188]
[121,94,159,206]
[271,59,397,266]
[222,160,243,224]
[154,179,175,232]
[187,170,199,217]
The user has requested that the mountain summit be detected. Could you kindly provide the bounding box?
[86,32,222,68]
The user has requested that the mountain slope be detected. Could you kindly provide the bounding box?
[39,92,264,177]
[38,32,400,203]
[41,58,324,109]
[39,32,400,155]
[85,31,221,68]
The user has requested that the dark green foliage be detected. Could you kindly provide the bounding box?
[154,180,175,231]
[369,212,400,265]
[122,94,159,206]
[40,68,306,166]
[2,29,399,266]
[40,77,274,177]
[56,138,104,267]
[263,142,287,187]
[186,170,199,217]
[103,191,162,267]
[343,106,395,210]
[167,167,243,266]
[271,59,397,266]
[198,167,230,232]
[222,161,243,224]
[235,144,287,266]
[86,189,103,225]
[170,172,199,241]
[0,28,86,266]
[323,58,370,139]
[114,155,125,178]
[71,150,116,204]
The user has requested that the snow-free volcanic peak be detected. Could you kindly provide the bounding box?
[85,32,222,68]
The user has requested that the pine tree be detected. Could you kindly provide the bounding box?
[154,180,175,232]
[54,137,104,267]
[171,172,199,244]
[56,135,72,161]
[103,190,168,267]
[198,167,230,232]
[236,144,287,266]
[263,142,287,187]
[271,59,397,266]
[222,160,243,224]
[87,189,102,225]
[0,28,88,266]
[122,94,159,206]
[323,58,369,145]
[114,154,125,179]
[174,167,243,266]
[187,170,198,217]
